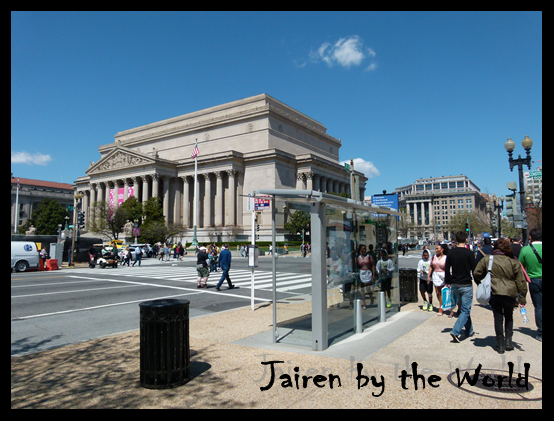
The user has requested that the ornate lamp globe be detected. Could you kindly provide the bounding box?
[505,137,515,152]
[522,135,533,151]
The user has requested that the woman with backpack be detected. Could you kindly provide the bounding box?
[474,238,527,354]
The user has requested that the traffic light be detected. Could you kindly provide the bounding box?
[465,223,469,232]
[505,194,516,219]
[77,211,85,229]
[256,224,260,232]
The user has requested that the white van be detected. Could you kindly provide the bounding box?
[11,241,40,272]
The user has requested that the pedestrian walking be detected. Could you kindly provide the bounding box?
[519,229,542,342]
[123,247,131,267]
[132,246,142,266]
[417,250,433,312]
[445,231,477,343]
[40,247,48,268]
[476,237,493,265]
[357,244,375,310]
[428,243,451,316]
[474,238,527,353]
[209,248,218,272]
[376,249,395,308]
[216,244,235,291]
[196,246,210,288]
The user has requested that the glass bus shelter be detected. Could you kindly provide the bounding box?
[252,189,402,351]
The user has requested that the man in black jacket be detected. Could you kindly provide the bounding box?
[196,246,210,288]
[445,231,477,342]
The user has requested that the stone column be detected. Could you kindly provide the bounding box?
[130,177,139,202]
[215,171,223,227]
[174,180,181,227]
[123,178,129,202]
[142,175,150,203]
[89,184,97,226]
[152,174,159,197]
[82,189,89,228]
[203,173,212,227]
[182,176,190,227]
[306,172,314,191]
[162,176,170,225]
[296,173,305,190]
[112,180,119,208]
[313,174,320,192]
[104,181,111,205]
[227,170,236,226]
[90,183,97,207]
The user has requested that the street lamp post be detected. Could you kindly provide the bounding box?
[491,194,504,238]
[70,192,84,267]
[505,135,533,245]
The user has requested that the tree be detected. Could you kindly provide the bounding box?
[447,211,489,239]
[283,209,310,240]
[118,196,143,226]
[88,200,127,240]
[142,196,165,224]
[20,198,70,235]
[139,221,188,245]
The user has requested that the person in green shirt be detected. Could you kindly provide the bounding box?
[519,229,542,342]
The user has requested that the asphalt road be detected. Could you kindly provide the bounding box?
[11,253,421,357]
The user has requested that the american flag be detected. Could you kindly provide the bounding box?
[190,143,199,160]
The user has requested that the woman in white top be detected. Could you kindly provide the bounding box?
[427,244,448,316]
[356,245,375,309]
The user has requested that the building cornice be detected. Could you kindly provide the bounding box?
[98,94,341,151]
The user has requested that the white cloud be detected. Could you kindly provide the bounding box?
[11,151,52,166]
[364,63,378,72]
[340,158,381,179]
[310,36,377,70]
[332,37,365,68]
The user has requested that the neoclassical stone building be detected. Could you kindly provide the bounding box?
[74,94,366,241]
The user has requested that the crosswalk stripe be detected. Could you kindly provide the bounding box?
[66,266,312,292]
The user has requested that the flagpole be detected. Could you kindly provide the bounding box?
[191,140,199,247]
[14,178,20,234]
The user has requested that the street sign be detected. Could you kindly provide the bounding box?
[527,171,542,180]
[254,197,270,211]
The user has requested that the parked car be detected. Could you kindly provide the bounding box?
[129,244,152,258]
[11,241,40,272]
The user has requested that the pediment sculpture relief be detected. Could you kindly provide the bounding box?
[94,151,150,172]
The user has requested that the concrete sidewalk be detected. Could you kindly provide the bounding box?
[11,291,542,408]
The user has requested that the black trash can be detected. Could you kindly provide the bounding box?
[399,269,418,302]
[139,299,190,389]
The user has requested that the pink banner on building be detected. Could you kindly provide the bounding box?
[109,187,135,210]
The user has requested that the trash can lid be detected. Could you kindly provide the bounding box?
[139,298,190,308]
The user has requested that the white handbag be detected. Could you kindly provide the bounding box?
[476,255,494,305]
[360,269,373,284]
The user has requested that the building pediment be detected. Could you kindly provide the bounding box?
[86,147,156,175]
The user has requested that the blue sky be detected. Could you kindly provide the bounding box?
[11,11,542,200]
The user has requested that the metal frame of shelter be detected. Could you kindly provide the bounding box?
[252,189,403,351]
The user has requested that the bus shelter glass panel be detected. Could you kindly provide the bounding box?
[275,201,313,348]
[325,204,399,346]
